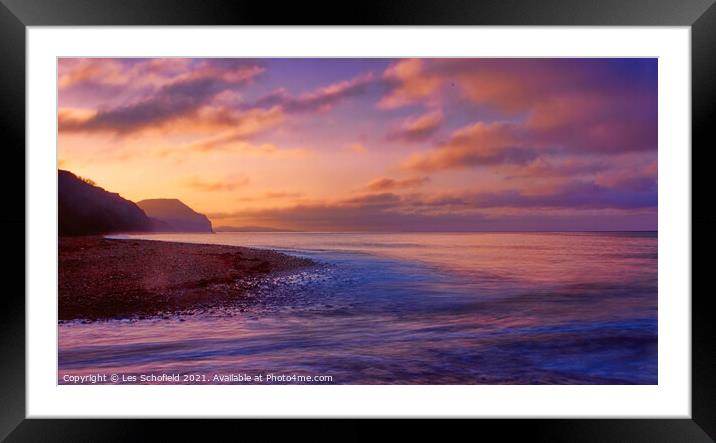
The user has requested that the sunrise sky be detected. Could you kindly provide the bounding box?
[58,58,657,231]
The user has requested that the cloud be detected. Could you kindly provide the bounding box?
[59,58,656,232]
[381,59,655,111]
[347,143,368,154]
[594,160,657,191]
[157,137,313,160]
[59,59,128,90]
[58,107,97,130]
[366,177,657,212]
[265,191,304,199]
[403,121,537,171]
[59,58,262,91]
[378,59,442,109]
[502,157,610,179]
[207,179,656,232]
[456,182,656,211]
[395,180,656,212]
[387,110,443,142]
[236,191,305,203]
[65,78,219,133]
[340,192,403,208]
[208,202,443,232]
[525,93,657,153]
[249,73,375,113]
[209,193,435,232]
[185,106,285,151]
[59,58,190,91]
[402,95,655,173]
[382,58,657,158]
[441,59,581,113]
[224,142,314,159]
[362,176,430,192]
[182,175,250,192]
[59,60,265,135]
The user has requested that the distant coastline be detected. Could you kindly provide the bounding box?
[214,226,297,233]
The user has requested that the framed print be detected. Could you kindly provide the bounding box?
[2,0,714,440]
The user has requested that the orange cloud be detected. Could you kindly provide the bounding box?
[387,110,443,142]
[451,63,554,113]
[156,138,312,161]
[207,179,656,232]
[182,175,250,192]
[185,106,285,150]
[347,143,368,154]
[59,58,261,92]
[363,176,430,192]
[403,122,535,172]
[59,59,132,90]
[229,142,314,159]
[58,107,97,129]
[236,191,305,203]
[378,59,441,109]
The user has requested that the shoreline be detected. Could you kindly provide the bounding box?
[59,236,315,321]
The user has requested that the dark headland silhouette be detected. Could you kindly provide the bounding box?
[137,199,213,233]
[59,170,152,235]
[58,169,212,236]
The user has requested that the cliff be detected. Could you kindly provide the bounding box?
[58,170,153,236]
[137,198,213,233]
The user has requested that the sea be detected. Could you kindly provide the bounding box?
[58,231,658,384]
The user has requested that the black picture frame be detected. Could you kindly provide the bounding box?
[1,0,712,440]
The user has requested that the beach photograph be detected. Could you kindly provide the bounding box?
[58,57,657,385]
